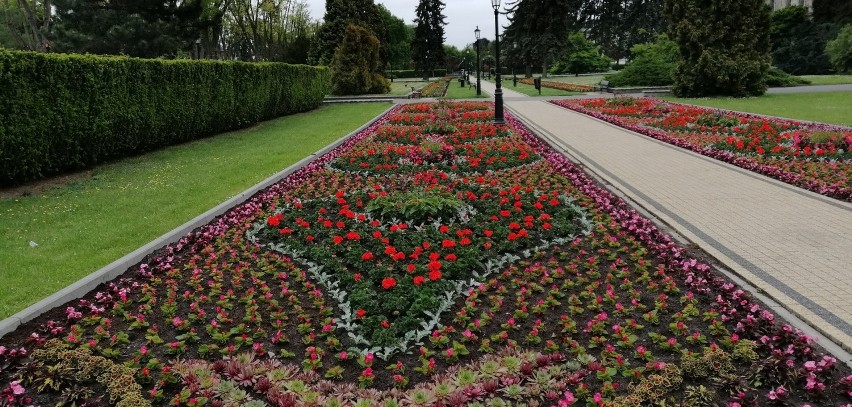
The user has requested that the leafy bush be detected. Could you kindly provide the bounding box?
[330,23,390,95]
[666,0,771,97]
[550,32,612,75]
[0,50,329,186]
[605,35,679,87]
[826,24,852,73]
[765,66,811,87]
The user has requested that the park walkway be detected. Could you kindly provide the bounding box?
[477,80,852,358]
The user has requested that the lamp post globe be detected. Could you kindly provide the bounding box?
[475,26,481,96]
[491,0,505,125]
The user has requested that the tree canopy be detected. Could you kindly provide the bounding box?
[411,0,446,79]
[665,0,771,97]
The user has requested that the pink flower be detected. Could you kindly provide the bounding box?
[10,381,25,395]
[364,353,375,365]
[558,391,575,406]
[362,367,374,377]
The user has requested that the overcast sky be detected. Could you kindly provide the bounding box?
[306,0,506,49]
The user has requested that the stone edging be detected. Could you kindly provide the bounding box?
[0,104,396,340]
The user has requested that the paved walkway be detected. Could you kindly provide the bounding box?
[477,80,852,358]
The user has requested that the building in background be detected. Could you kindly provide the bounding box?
[766,0,813,11]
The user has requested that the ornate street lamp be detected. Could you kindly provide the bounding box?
[475,26,482,97]
[491,0,505,125]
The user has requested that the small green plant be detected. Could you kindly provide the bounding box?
[366,191,466,223]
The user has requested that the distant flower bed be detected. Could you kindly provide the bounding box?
[420,78,452,98]
[1,101,850,407]
[520,78,596,93]
[552,97,852,201]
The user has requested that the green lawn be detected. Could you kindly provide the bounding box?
[0,103,390,319]
[547,74,611,86]
[499,80,582,97]
[797,75,852,85]
[665,91,852,127]
[443,81,487,99]
[389,81,429,96]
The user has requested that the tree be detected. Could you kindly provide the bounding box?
[826,24,852,73]
[50,0,210,58]
[330,23,389,95]
[813,0,852,25]
[582,0,666,63]
[219,0,318,62]
[550,31,610,75]
[1,0,51,51]
[377,4,411,71]
[411,0,446,80]
[504,0,579,77]
[309,0,385,67]
[665,0,771,97]
[769,6,833,74]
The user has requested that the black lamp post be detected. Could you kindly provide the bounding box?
[491,0,505,125]
[475,26,482,96]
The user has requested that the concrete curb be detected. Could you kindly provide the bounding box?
[0,104,397,340]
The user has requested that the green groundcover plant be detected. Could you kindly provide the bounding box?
[0,101,850,407]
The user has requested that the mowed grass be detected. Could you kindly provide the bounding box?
[798,75,852,85]
[548,74,611,86]
[665,91,852,127]
[389,81,429,96]
[443,81,487,99]
[501,80,582,97]
[0,103,390,319]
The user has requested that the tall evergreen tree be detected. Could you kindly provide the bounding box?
[665,0,771,97]
[504,0,580,77]
[330,23,389,95]
[813,0,852,25]
[582,0,665,63]
[770,6,833,74]
[411,0,446,79]
[308,0,385,67]
[377,4,411,71]
[51,0,209,58]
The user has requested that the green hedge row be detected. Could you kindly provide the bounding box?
[0,50,330,185]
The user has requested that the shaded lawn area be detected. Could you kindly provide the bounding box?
[664,91,852,127]
[389,81,429,96]
[797,75,852,85]
[443,81,488,99]
[0,103,390,319]
[502,80,582,97]
[547,74,611,85]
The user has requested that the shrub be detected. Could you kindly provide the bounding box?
[550,32,612,75]
[330,23,390,95]
[0,50,329,186]
[826,24,852,73]
[666,0,771,97]
[605,34,679,87]
[765,66,811,87]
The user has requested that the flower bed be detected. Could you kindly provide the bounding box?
[552,97,852,201]
[1,101,851,407]
[519,79,596,93]
[420,78,452,98]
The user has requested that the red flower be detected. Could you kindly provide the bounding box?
[484,230,493,237]
[354,273,362,282]
[442,239,456,248]
[384,246,397,255]
[382,277,397,289]
[429,270,442,281]
[362,252,374,261]
[267,215,281,227]
[381,320,390,328]
[356,309,366,318]
[346,231,361,240]
[445,254,457,261]
[333,236,344,244]
[413,276,425,286]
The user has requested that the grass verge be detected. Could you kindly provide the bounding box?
[798,75,852,85]
[502,80,582,97]
[547,73,611,85]
[664,91,852,127]
[443,82,487,99]
[0,102,390,319]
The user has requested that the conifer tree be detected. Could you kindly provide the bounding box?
[504,0,579,77]
[665,0,771,97]
[309,0,386,67]
[412,0,446,79]
[330,23,390,95]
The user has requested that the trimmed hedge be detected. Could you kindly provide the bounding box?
[0,50,330,186]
